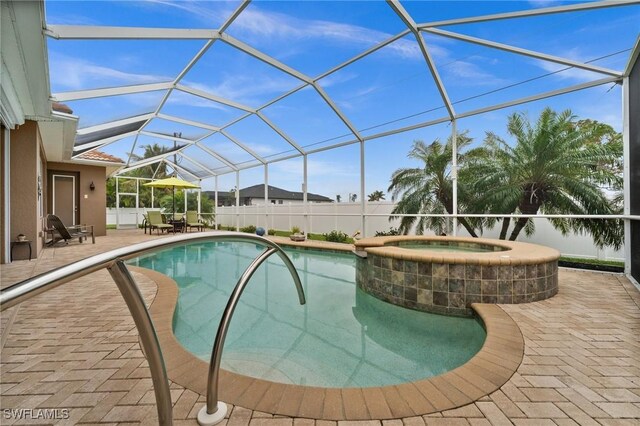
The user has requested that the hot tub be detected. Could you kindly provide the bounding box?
[355,236,560,316]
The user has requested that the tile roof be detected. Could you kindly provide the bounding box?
[76,150,125,164]
[205,184,333,202]
[52,102,73,114]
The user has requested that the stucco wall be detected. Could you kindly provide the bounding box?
[47,162,107,236]
[9,121,40,261]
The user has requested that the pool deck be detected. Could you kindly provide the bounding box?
[1,229,639,425]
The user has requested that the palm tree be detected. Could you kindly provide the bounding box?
[128,143,178,178]
[109,143,178,208]
[469,108,622,248]
[388,132,480,237]
[368,190,386,202]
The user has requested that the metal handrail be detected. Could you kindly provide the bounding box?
[198,247,305,425]
[0,232,305,426]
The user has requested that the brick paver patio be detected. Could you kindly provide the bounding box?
[1,230,639,425]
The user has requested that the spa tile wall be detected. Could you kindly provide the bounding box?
[356,254,558,316]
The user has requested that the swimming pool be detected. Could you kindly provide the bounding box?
[134,242,485,388]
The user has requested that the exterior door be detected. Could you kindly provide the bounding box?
[52,174,76,225]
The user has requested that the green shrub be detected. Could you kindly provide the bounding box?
[323,230,350,243]
[267,229,277,236]
[291,226,301,234]
[375,227,401,236]
[240,225,257,234]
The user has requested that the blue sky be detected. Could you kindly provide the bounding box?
[45,0,639,200]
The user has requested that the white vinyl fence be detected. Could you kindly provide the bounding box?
[212,202,624,261]
[107,207,151,229]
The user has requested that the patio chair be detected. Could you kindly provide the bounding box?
[142,211,162,234]
[185,211,204,232]
[147,211,173,235]
[142,213,149,234]
[47,214,95,245]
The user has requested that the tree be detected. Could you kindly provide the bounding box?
[469,108,622,248]
[368,190,386,201]
[127,143,177,179]
[107,143,179,207]
[388,132,481,236]
[160,190,215,214]
[350,194,357,203]
[336,195,341,203]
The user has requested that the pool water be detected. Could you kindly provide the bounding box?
[395,241,502,253]
[132,242,486,388]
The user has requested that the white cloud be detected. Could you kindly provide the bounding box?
[527,0,561,8]
[244,142,277,156]
[45,13,100,26]
[443,60,507,86]
[165,90,228,110]
[142,1,425,62]
[233,7,423,61]
[50,53,171,91]
[140,0,230,24]
[532,48,601,81]
[181,74,298,106]
[317,71,359,88]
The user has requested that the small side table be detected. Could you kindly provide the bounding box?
[10,240,32,262]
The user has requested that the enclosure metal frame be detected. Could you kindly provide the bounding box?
[48,0,640,272]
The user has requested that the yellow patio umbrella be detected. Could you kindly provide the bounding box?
[144,177,200,218]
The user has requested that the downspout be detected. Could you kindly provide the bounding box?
[360,140,366,237]
[264,164,268,229]
[3,127,10,263]
[235,171,240,231]
[303,155,308,234]
[451,119,458,236]
[622,76,631,276]
[214,176,218,230]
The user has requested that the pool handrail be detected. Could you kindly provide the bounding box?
[0,232,305,426]
[198,246,306,425]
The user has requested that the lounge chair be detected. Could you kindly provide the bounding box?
[185,211,204,232]
[147,211,173,235]
[142,213,149,234]
[47,214,95,245]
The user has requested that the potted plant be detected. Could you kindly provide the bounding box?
[289,226,306,242]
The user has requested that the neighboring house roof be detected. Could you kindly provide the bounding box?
[76,150,125,164]
[205,184,333,202]
[52,102,73,114]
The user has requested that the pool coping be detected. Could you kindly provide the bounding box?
[267,236,355,252]
[355,235,560,265]
[133,263,525,420]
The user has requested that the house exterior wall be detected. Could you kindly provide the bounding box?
[8,121,41,261]
[47,162,107,237]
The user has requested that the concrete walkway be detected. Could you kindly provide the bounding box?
[1,230,639,425]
